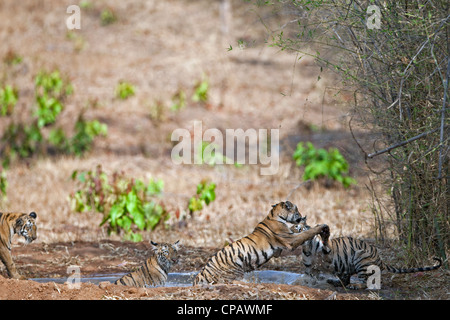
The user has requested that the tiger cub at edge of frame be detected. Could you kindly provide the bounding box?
[295,216,442,289]
[115,240,180,287]
[0,211,38,280]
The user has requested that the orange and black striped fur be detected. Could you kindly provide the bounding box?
[193,201,329,285]
[298,218,442,289]
[0,211,37,279]
[115,240,180,287]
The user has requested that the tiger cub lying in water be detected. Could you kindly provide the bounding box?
[115,240,180,287]
[296,217,442,289]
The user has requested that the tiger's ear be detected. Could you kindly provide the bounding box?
[29,212,37,219]
[272,204,277,208]
[173,240,180,250]
[150,240,158,248]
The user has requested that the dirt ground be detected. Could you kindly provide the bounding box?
[0,0,448,300]
[1,241,368,300]
[1,240,447,300]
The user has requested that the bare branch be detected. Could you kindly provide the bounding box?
[367,127,443,159]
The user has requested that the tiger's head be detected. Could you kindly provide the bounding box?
[150,240,180,271]
[271,201,303,224]
[291,215,331,247]
[14,212,37,244]
[292,215,308,233]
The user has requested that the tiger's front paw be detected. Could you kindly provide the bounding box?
[319,224,330,237]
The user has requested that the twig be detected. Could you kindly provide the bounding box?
[286,180,312,201]
[367,127,442,159]
[386,98,399,110]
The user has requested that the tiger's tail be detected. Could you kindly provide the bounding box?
[384,257,442,274]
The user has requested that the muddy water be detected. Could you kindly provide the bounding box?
[30,270,325,287]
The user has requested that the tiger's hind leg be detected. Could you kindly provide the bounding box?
[347,250,379,290]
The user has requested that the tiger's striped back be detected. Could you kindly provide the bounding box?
[115,240,179,287]
[301,224,442,288]
[193,201,329,285]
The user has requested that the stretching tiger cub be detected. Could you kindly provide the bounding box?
[0,211,37,279]
[115,240,180,287]
[297,217,442,289]
[193,201,329,285]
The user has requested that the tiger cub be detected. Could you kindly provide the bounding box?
[193,201,329,285]
[296,217,442,289]
[115,240,180,287]
[0,211,37,279]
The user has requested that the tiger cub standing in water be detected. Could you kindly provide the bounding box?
[0,211,37,279]
[296,217,442,289]
[193,201,329,285]
[115,240,180,287]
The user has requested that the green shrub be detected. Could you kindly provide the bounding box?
[69,117,108,156]
[0,168,7,201]
[0,85,18,116]
[191,77,209,103]
[100,8,117,26]
[188,180,216,215]
[293,142,355,188]
[0,69,106,167]
[1,123,43,168]
[34,70,72,127]
[70,165,167,241]
[170,90,186,111]
[115,81,135,100]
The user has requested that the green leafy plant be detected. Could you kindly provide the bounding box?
[191,76,209,103]
[34,70,73,127]
[293,142,355,188]
[115,81,135,100]
[0,85,18,116]
[1,122,43,168]
[48,117,107,156]
[100,8,117,26]
[188,180,216,215]
[69,116,108,156]
[79,0,93,10]
[0,69,106,167]
[170,90,186,111]
[0,168,7,201]
[70,165,167,241]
